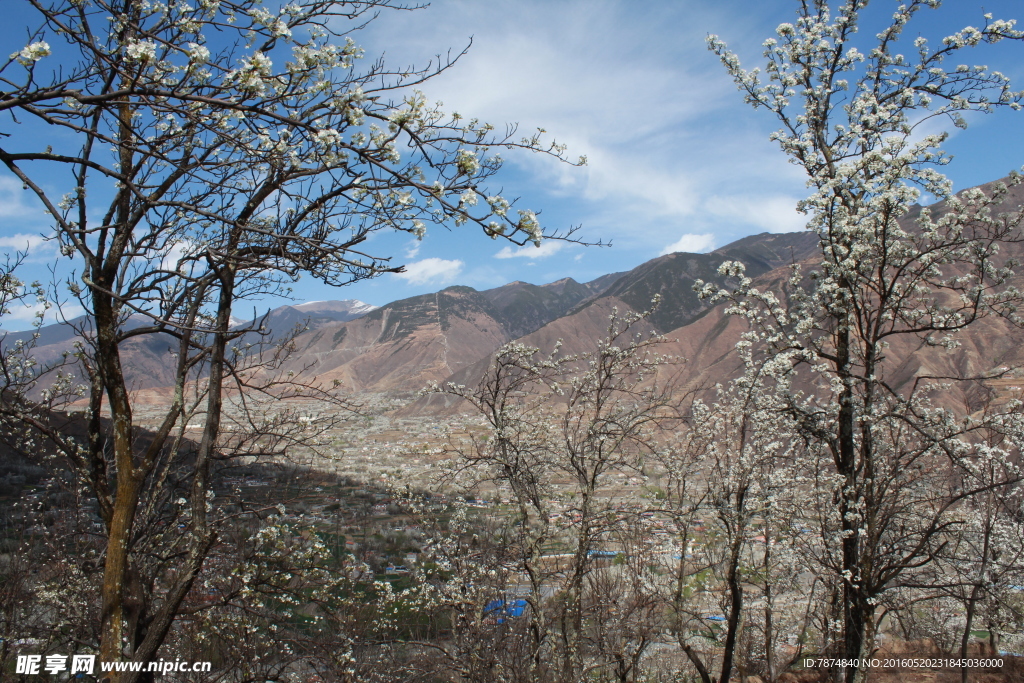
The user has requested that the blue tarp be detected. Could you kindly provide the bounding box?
[484,599,528,623]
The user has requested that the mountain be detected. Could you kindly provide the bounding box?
[10,173,1023,411]
[278,275,623,393]
[0,299,378,393]
[406,174,1024,415]
[277,231,830,398]
[586,231,819,332]
[409,231,822,404]
[478,276,618,339]
[0,231,862,400]
[232,299,377,334]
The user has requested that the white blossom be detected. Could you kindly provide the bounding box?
[12,41,50,65]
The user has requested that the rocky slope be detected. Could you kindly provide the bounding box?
[279,230,830,398]
[591,231,819,333]
[9,174,1023,413]
[277,275,623,393]
[406,175,1024,415]
[1,299,377,393]
[232,299,378,336]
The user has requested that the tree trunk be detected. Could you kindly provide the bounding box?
[720,531,746,683]
[833,321,866,683]
[95,289,139,670]
[764,535,775,683]
[961,513,993,683]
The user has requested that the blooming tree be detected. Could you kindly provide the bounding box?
[0,0,581,675]
[655,359,808,683]
[704,2,1024,682]
[430,303,682,682]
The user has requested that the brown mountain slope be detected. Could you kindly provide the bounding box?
[281,275,623,393]
[1,299,378,394]
[403,174,1024,416]
[582,231,819,333]
[404,296,660,415]
[315,228,824,405]
[655,276,1024,417]
[14,174,1022,412]
[403,232,824,412]
[613,175,1024,412]
[283,287,510,392]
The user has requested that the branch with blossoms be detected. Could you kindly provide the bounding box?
[704,4,1024,682]
[1,0,594,676]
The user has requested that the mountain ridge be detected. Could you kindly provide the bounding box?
[9,172,1024,411]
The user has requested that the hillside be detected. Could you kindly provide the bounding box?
[405,174,1024,415]
[277,275,621,393]
[592,231,819,332]
[8,174,1024,411]
[0,299,377,393]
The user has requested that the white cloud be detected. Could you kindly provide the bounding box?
[348,0,1007,275]
[404,239,422,259]
[0,301,47,329]
[0,232,48,254]
[660,232,716,256]
[0,300,84,332]
[393,257,464,285]
[0,177,57,262]
[0,176,39,219]
[357,0,757,246]
[160,241,193,273]
[495,240,564,259]
[704,195,807,234]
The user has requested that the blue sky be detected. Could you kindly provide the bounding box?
[2,0,1024,328]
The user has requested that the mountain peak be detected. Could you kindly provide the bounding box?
[294,299,378,315]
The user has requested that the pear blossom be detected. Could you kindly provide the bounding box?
[1,0,581,670]
[124,39,157,62]
[185,42,209,63]
[12,41,50,65]
[706,4,1024,682]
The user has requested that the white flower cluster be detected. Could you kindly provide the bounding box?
[248,7,291,39]
[124,39,158,63]
[228,51,273,94]
[186,42,209,64]
[312,128,342,148]
[517,209,542,245]
[455,148,480,176]
[12,41,50,65]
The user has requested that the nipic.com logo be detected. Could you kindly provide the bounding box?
[15,655,212,676]
[16,655,97,676]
